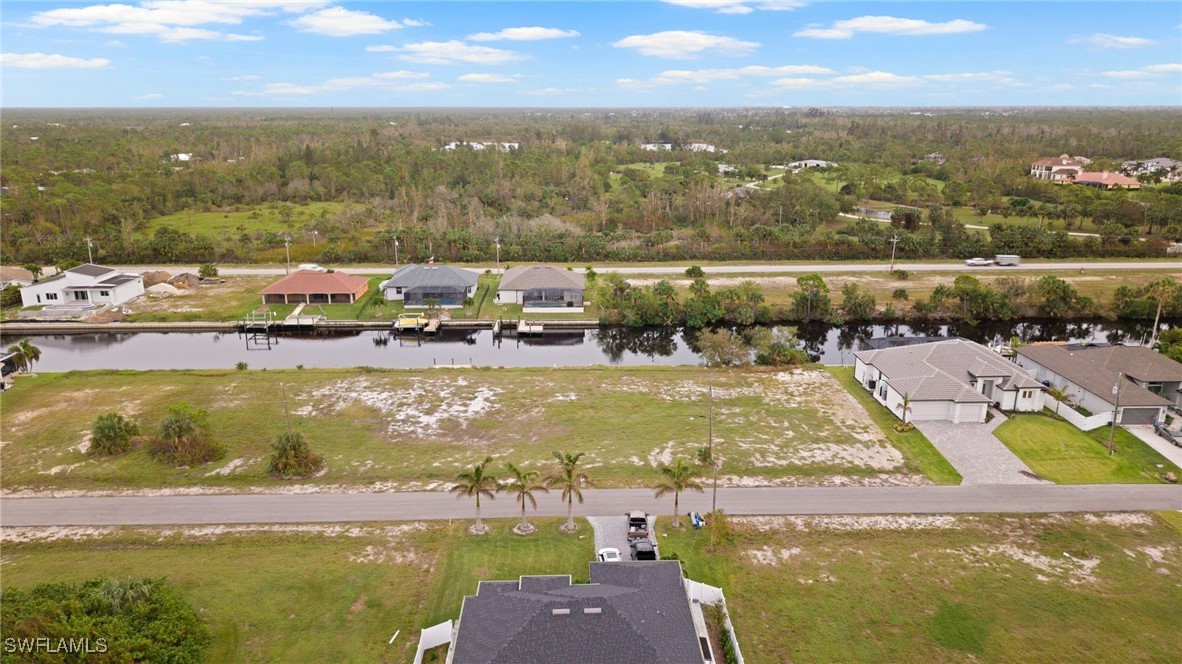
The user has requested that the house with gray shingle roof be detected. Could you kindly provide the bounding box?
[18,263,144,310]
[380,264,478,308]
[854,339,1045,423]
[419,561,725,664]
[497,265,585,312]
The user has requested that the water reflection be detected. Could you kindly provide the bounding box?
[0,318,1164,372]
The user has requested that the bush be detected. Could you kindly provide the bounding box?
[1,284,21,308]
[236,361,248,371]
[269,431,325,478]
[893,422,916,433]
[685,265,705,278]
[890,269,910,279]
[892,288,909,301]
[90,413,139,456]
[149,403,224,467]
[198,263,218,278]
[0,577,211,662]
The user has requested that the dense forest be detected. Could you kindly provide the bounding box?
[2,108,1180,265]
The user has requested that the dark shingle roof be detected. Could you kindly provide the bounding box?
[499,265,584,292]
[66,263,117,278]
[383,264,478,290]
[1016,344,1178,407]
[98,274,140,286]
[450,561,702,664]
[854,339,1043,403]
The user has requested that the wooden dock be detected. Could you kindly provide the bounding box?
[517,320,544,336]
[423,319,441,335]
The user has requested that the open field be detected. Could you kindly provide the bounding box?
[0,366,932,495]
[993,414,1181,484]
[0,518,593,663]
[661,511,1182,663]
[139,201,350,238]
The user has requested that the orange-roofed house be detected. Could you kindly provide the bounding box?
[260,270,370,305]
[1072,171,1142,190]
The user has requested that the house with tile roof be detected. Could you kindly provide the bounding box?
[416,561,733,664]
[1029,155,1087,181]
[380,264,478,308]
[19,263,144,309]
[1071,171,1141,190]
[1015,344,1180,425]
[497,265,585,312]
[260,269,369,305]
[853,339,1045,423]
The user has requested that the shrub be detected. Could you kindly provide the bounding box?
[892,288,909,301]
[0,577,211,662]
[269,431,325,478]
[149,403,224,467]
[90,413,139,456]
[707,508,732,545]
[198,263,218,278]
[890,269,910,279]
[235,361,248,371]
[685,265,705,278]
[893,422,916,433]
[0,284,21,308]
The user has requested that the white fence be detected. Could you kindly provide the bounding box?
[1048,399,1112,431]
[412,620,453,664]
[685,579,745,664]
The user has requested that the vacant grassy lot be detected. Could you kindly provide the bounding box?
[0,519,592,663]
[0,366,930,494]
[993,414,1180,483]
[124,275,293,322]
[139,201,349,238]
[661,512,1182,663]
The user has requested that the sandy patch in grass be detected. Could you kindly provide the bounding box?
[1082,513,1153,528]
[739,515,965,532]
[37,461,90,476]
[648,441,677,467]
[71,433,92,454]
[742,442,903,470]
[958,544,1101,585]
[295,376,501,439]
[204,457,263,477]
[717,473,927,488]
[0,522,429,544]
[747,546,802,566]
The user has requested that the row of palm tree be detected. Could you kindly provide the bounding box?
[450,450,705,534]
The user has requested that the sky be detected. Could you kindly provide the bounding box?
[1,0,1180,107]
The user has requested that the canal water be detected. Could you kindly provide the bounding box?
[1,319,1160,371]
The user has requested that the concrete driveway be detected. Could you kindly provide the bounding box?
[917,411,1047,485]
[1123,425,1182,468]
[587,514,658,561]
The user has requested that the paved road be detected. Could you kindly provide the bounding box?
[2,485,1178,527]
[112,261,1182,278]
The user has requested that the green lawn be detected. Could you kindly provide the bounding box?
[0,519,593,663]
[139,201,349,238]
[660,512,1182,663]
[827,366,962,484]
[993,414,1180,483]
[0,367,931,493]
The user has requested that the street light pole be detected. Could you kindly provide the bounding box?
[495,236,501,273]
[707,385,719,549]
[85,236,93,263]
[889,235,900,271]
[1107,372,1122,455]
[284,237,291,275]
[394,238,399,267]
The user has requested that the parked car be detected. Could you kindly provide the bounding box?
[1153,421,1182,447]
[297,263,327,272]
[965,257,993,267]
[629,539,657,561]
[625,510,649,540]
[597,547,622,562]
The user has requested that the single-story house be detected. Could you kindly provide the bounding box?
[1071,171,1141,190]
[260,270,369,305]
[497,265,585,312]
[419,561,728,664]
[19,263,144,308]
[788,159,837,169]
[0,266,35,290]
[1015,344,1180,424]
[854,339,1045,424]
[380,264,478,308]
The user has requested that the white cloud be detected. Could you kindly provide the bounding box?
[922,70,1025,86]
[379,40,527,65]
[401,18,430,28]
[613,31,759,59]
[663,0,805,14]
[29,0,326,42]
[246,70,437,95]
[289,7,405,37]
[1071,33,1156,49]
[770,77,822,88]
[458,73,521,83]
[795,15,987,39]
[222,74,263,81]
[135,92,163,99]
[0,52,111,68]
[373,70,430,79]
[399,82,450,91]
[1103,63,1182,78]
[833,71,922,85]
[468,27,579,42]
[623,64,832,88]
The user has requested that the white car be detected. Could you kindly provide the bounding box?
[597,547,622,562]
[297,263,327,272]
[965,257,993,267]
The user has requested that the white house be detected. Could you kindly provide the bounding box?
[19,263,144,309]
[441,141,519,152]
[1029,155,1087,181]
[853,339,1045,424]
[640,143,673,151]
[788,159,837,169]
[685,142,717,153]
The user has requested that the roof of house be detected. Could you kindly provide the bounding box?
[383,264,478,289]
[854,339,1043,403]
[499,266,584,292]
[1032,156,1083,167]
[67,263,118,278]
[0,266,34,283]
[1073,171,1140,187]
[859,336,961,351]
[1016,344,1181,407]
[450,561,703,664]
[259,270,370,296]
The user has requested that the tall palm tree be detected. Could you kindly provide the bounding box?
[502,462,548,533]
[653,458,704,528]
[900,392,913,424]
[546,451,593,532]
[450,456,498,534]
[7,340,42,373]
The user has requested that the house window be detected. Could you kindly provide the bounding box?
[395,287,403,295]
[45,292,58,301]
[99,290,110,297]
[1021,390,1033,399]
[877,381,888,399]
[1145,382,1163,395]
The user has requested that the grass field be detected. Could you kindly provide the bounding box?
[0,519,593,663]
[660,512,1182,663]
[0,366,933,494]
[993,414,1180,483]
[140,201,350,238]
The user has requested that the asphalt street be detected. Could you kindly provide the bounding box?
[2,484,1178,527]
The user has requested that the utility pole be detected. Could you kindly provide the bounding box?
[888,235,900,271]
[280,383,292,437]
[495,236,501,273]
[284,237,291,275]
[1107,372,1122,455]
[707,385,719,549]
[85,237,93,263]
[394,237,400,267]
[311,230,318,246]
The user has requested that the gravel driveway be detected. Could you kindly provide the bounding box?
[917,411,1047,485]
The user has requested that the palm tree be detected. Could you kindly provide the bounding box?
[450,456,498,534]
[653,458,704,528]
[502,462,549,534]
[7,340,42,373]
[900,392,913,424]
[546,451,593,532]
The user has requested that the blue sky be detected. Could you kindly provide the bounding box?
[2,1,1180,107]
